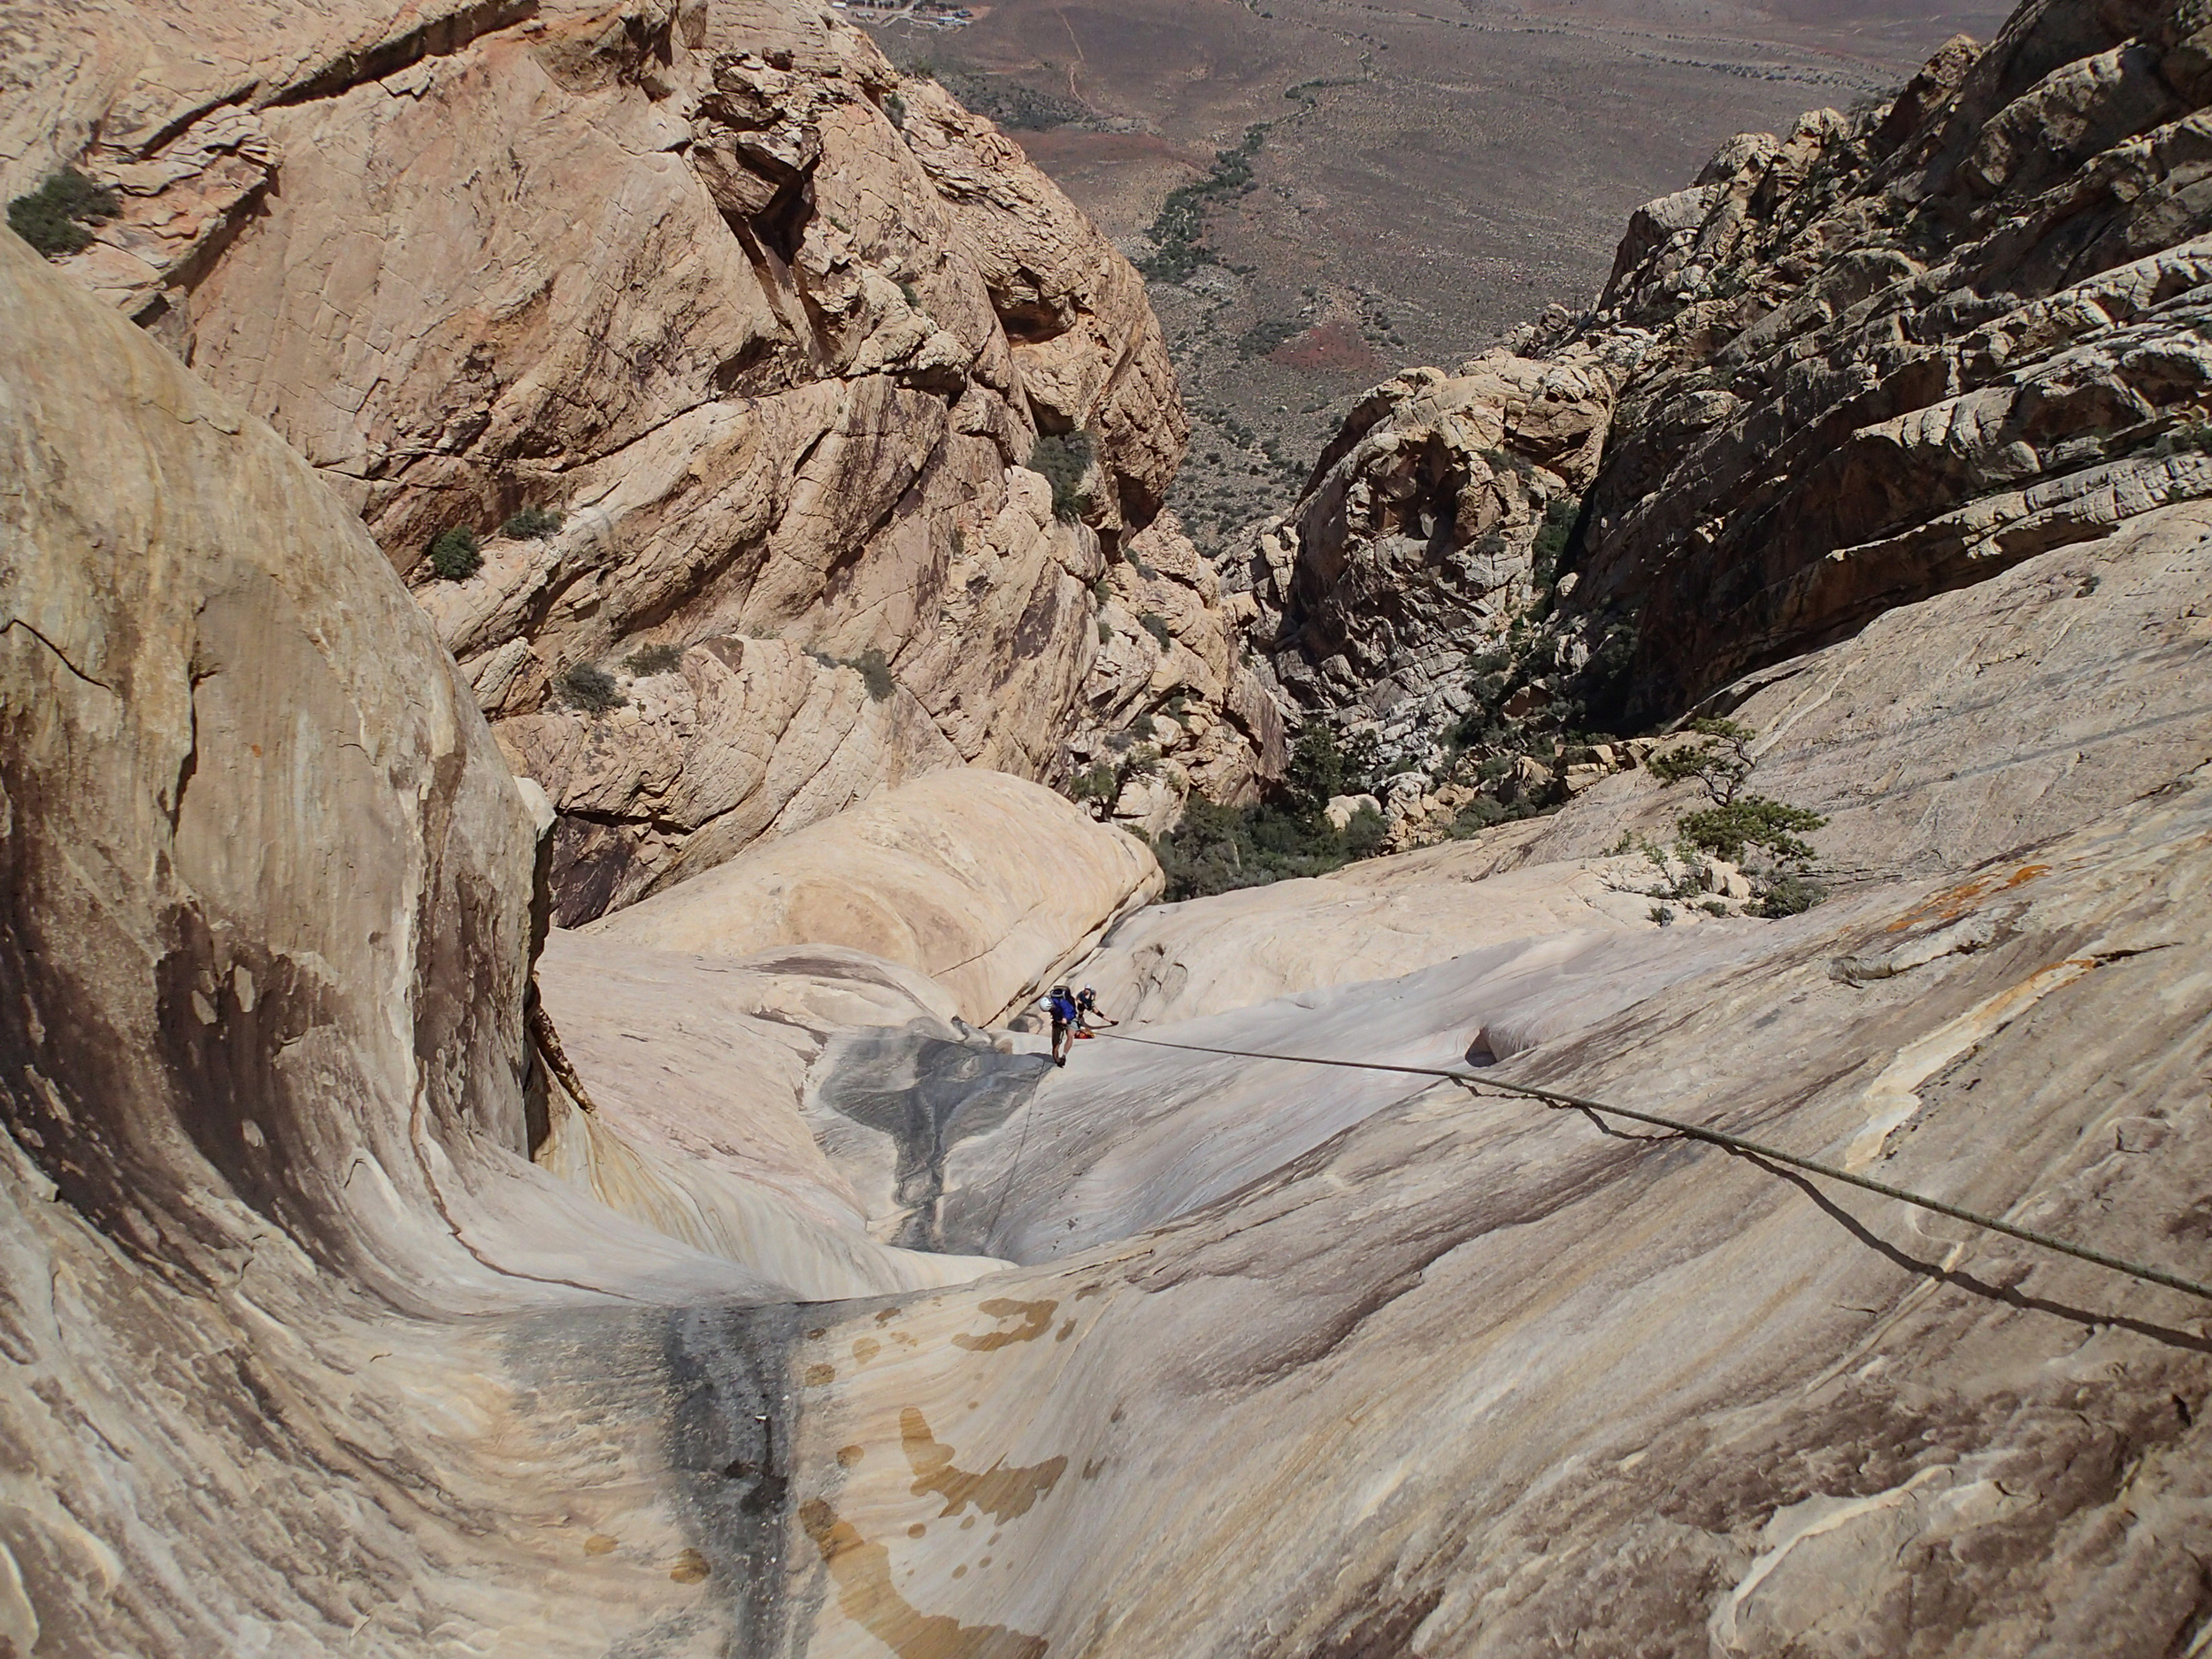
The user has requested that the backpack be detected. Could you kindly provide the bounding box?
[1048,989,1079,1022]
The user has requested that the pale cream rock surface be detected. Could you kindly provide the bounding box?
[0,227,828,1658]
[588,768,1164,1024]
[534,933,1005,1296]
[787,758,2212,1659]
[1071,832,1659,1028]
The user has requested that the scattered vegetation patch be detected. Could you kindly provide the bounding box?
[1139,612,1173,649]
[624,643,684,676]
[1029,431,1095,522]
[1236,317,1304,360]
[427,526,484,581]
[7,168,119,257]
[502,505,565,540]
[1150,726,1385,901]
[1140,125,1267,285]
[558,663,626,714]
[935,71,1087,132]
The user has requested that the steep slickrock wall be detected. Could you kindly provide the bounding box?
[0,214,1017,1659]
[788,767,2212,1658]
[1245,0,2212,771]
[0,0,1279,921]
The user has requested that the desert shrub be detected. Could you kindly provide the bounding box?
[885,93,909,130]
[1755,872,1830,918]
[1236,317,1303,360]
[1097,618,1113,643]
[1065,763,1119,806]
[849,648,895,702]
[1647,717,1756,803]
[1129,713,1157,740]
[625,642,683,675]
[1343,803,1388,856]
[7,168,119,257]
[427,526,483,580]
[1676,797,1827,864]
[558,663,625,714]
[1029,431,1095,521]
[1139,612,1172,649]
[503,504,564,540]
[1285,723,1379,813]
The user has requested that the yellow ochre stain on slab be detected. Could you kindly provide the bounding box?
[805,1363,836,1386]
[670,1548,710,1584]
[951,1299,1057,1352]
[799,1498,1048,1659]
[855,1337,882,1363]
[584,1535,618,1556]
[902,1408,1069,1522]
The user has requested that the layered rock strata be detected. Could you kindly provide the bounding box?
[1243,0,2212,774]
[0,0,1279,918]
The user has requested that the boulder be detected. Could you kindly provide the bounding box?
[1324,793,1383,832]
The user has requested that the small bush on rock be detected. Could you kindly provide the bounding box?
[849,648,895,702]
[503,505,565,540]
[625,643,683,676]
[427,526,483,580]
[558,663,625,714]
[8,168,119,257]
[1029,432,1095,522]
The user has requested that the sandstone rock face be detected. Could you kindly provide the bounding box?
[587,768,1163,1024]
[1247,0,2212,779]
[1065,512,1288,833]
[0,227,826,1658]
[788,768,2212,1659]
[0,0,1271,918]
[534,932,1007,1295]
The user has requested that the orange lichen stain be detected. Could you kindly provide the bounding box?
[902,1407,1068,1521]
[854,1337,882,1363]
[876,1307,902,1325]
[670,1548,710,1584]
[838,1444,868,1468]
[979,1557,992,1569]
[894,1332,919,1348]
[1055,1319,1075,1342]
[1080,1458,1105,1480]
[805,1363,837,1386]
[584,1535,618,1556]
[798,1498,1048,1659]
[961,1517,977,1531]
[952,1564,968,1579]
[951,1298,1057,1353]
[1886,864,2052,933]
[908,1523,926,1539]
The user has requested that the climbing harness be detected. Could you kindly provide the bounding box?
[1088,1031,2212,1304]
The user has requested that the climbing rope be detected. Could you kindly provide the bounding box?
[1092,1031,2212,1304]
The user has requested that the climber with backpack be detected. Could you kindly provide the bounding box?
[1043,984,1081,1067]
[1072,986,1117,1041]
